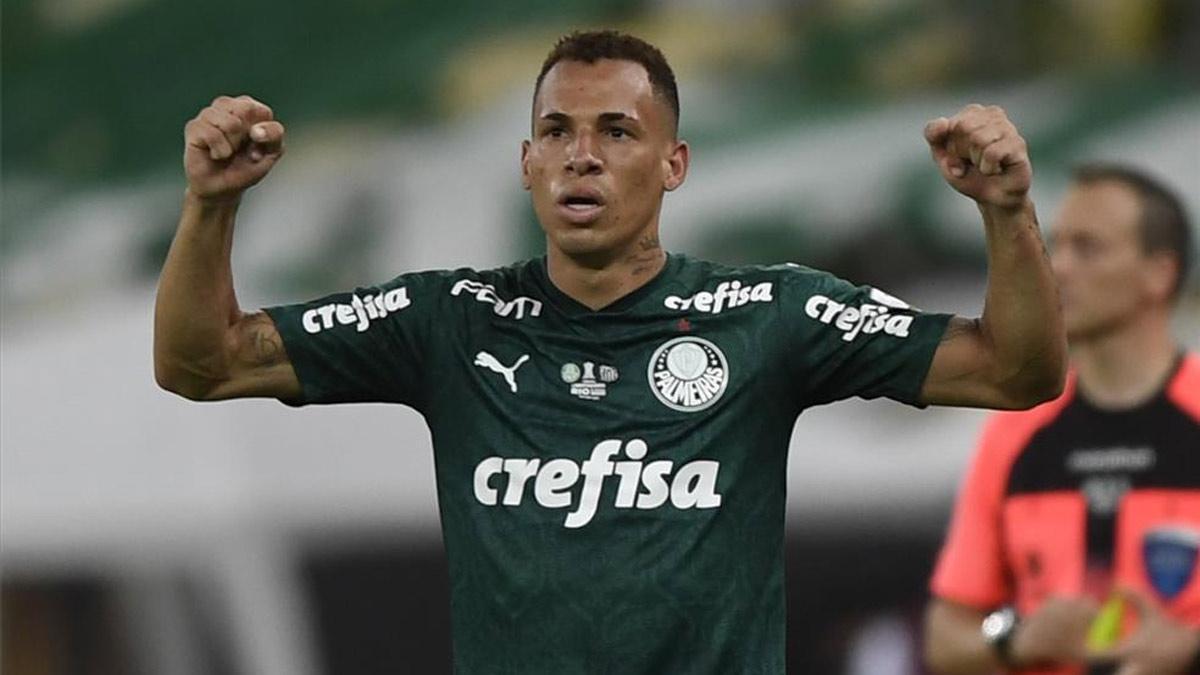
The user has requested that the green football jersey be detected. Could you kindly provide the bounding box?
[265,253,952,674]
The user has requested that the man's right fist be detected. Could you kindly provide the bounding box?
[184,95,284,201]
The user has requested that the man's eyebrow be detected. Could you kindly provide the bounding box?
[536,111,640,124]
[598,112,639,124]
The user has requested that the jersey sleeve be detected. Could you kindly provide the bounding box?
[929,415,1013,609]
[780,265,953,406]
[263,269,451,410]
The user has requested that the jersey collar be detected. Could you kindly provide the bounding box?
[531,252,682,318]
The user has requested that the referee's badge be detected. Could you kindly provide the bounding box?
[1143,526,1200,601]
[647,336,729,412]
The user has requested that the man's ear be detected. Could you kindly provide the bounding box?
[663,140,689,192]
[1143,251,1179,303]
[520,140,532,191]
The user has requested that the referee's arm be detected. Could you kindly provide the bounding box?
[917,105,1066,410]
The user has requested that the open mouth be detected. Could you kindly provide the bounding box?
[558,190,606,208]
[556,191,606,222]
[562,196,602,210]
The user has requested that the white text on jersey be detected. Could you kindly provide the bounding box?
[473,439,722,528]
[302,288,411,334]
[805,294,913,342]
[451,279,543,319]
[664,280,773,314]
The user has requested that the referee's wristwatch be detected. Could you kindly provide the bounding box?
[981,606,1020,668]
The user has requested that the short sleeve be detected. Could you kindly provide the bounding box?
[263,270,450,410]
[781,266,952,406]
[929,415,1014,609]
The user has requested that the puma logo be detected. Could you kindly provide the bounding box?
[474,351,530,394]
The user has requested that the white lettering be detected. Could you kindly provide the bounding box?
[1067,447,1157,473]
[302,310,321,334]
[534,459,579,508]
[805,295,827,319]
[750,282,773,302]
[564,440,621,528]
[664,280,775,315]
[301,287,413,335]
[637,460,673,509]
[473,457,503,506]
[885,314,912,337]
[383,288,410,312]
[316,304,336,329]
[472,439,722,527]
[804,293,918,341]
[501,458,541,506]
[670,461,723,509]
[450,278,543,319]
[834,306,859,332]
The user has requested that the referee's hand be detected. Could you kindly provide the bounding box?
[184,95,285,201]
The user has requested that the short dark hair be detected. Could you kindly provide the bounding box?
[534,30,680,130]
[1072,162,1194,299]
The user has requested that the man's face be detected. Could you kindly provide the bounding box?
[1049,181,1166,340]
[522,59,687,260]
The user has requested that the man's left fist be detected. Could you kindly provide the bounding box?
[925,104,1031,210]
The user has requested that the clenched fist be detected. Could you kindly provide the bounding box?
[184,95,285,201]
[924,104,1031,210]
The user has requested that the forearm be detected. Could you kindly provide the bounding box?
[977,199,1066,404]
[924,602,1001,675]
[153,190,243,395]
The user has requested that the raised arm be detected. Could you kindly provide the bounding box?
[154,95,300,401]
[919,105,1067,409]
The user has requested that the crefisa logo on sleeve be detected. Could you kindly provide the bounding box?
[302,288,411,334]
[647,336,729,412]
[805,287,915,342]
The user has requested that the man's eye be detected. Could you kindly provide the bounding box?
[608,128,628,139]
[546,127,566,138]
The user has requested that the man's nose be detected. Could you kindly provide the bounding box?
[565,133,602,176]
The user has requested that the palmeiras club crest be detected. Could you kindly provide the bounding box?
[647,336,729,412]
[1143,525,1200,601]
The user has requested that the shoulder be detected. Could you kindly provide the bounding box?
[1167,352,1200,420]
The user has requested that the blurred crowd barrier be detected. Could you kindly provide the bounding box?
[3,0,1197,673]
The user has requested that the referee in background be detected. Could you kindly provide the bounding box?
[924,164,1199,675]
